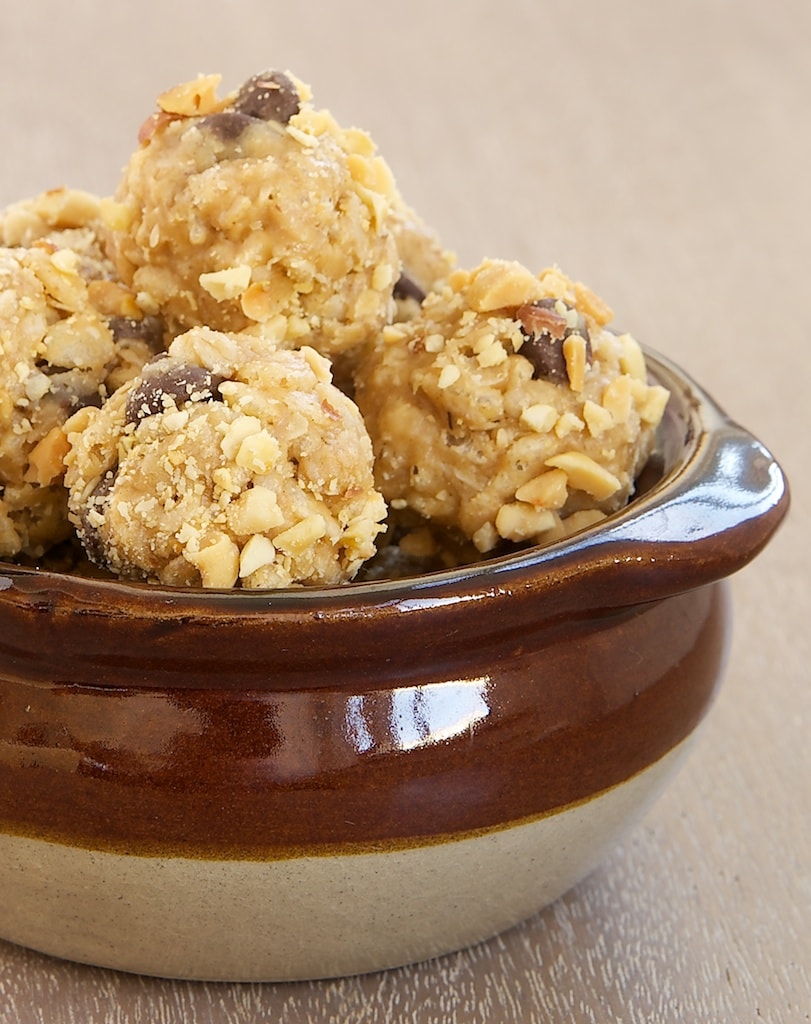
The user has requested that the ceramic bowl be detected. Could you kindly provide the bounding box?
[0,348,788,982]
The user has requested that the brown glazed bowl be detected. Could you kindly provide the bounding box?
[0,349,788,982]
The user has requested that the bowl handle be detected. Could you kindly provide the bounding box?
[573,412,790,604]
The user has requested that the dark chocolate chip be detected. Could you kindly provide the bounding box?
[78,470,117,566]
[519,331,568,382]
[233,71,300,124]
[36,360,72,377]
[33,366,105,411]
[125,362,225,424]
[198,110,258,141]
[393,273,426,304]
[108,316,165,352]
[516,299,591,382]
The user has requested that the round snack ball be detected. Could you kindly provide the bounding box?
[105,70,400,359]
[0,187,116,284]
[354,259,670,554]
[64,327,388,588]
[0,242,158,559]
[0,187,168,391]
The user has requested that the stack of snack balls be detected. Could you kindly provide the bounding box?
[0,69,669,588]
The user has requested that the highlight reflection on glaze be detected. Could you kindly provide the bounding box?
[345,679,491,755]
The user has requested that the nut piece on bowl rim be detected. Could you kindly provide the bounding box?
[0,346,789,982]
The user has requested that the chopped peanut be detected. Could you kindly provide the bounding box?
[466,260,543,313]
[562,334,588,392]
[26,426,70,485]
[157,74,223,117]
[239,535,277,578]
[184,533,240,588]
[515,468,569,509]
[199,266,252,301]
[273,515,327,556]
[495,502,557,542]
[544,451,622,500]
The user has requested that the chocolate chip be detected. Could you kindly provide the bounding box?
[233,71,300,124]
[125,362,225,424]
[35,369,105,410]
[516,299,591,382]
[198,110,258,142]
[78,470,116,566]
[393,273,426,304]
[108,316,165,352]
[519,332,567,381]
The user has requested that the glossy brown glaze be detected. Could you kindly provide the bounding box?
[0,350,789,859]
[0,584,727,856]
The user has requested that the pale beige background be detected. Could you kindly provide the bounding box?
[0,1,808,1021]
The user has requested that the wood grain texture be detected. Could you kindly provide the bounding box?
[0,0,808,1020]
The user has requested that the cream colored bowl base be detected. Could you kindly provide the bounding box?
[0,743,688,981]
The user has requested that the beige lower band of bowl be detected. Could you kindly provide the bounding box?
[0,743,688,981]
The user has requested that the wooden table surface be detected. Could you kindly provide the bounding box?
[1,1,808,1020]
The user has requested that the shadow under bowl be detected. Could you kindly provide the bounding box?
[0,348,789,981]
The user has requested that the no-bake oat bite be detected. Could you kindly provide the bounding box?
[63,327,386,588]
[353,259,670,554]
[0,189,164,559]
[0,65,670,587]
[103,71,404,359]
